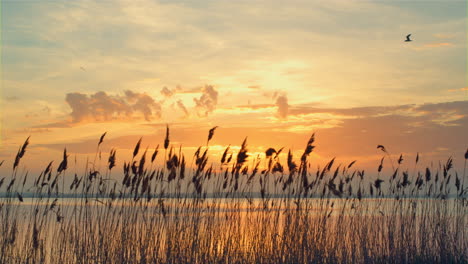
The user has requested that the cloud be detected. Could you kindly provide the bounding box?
[65,90,161,123]
[33,100,467,174]
[260,100,468,159]
[193,85,218,116]
[125,90,162,120]
[160,86,174,97]
[315,100,464,114]
[289,104,415,117]
[177,100,189,117]
[39,101,468,163]
[275,95,289,119]
[24,105,53,119]
[287,101,468,128]
[31,121,71,129]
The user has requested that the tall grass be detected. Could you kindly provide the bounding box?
[0,128,466,264]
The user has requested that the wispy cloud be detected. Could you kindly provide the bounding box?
[288,101,468,127]
[160,87,174,97]
[177,100,189,117]
[37,101,468,166]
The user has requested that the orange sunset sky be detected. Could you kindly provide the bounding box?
[0,0,467,176]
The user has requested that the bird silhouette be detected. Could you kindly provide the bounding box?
[405,34,412,42]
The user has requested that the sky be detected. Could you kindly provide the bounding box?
[0,0,467,176]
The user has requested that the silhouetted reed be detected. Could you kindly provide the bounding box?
[0,129,466,264]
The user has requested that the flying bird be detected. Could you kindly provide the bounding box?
[405,34,412,42]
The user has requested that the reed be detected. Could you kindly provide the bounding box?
[0,129,466,264]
